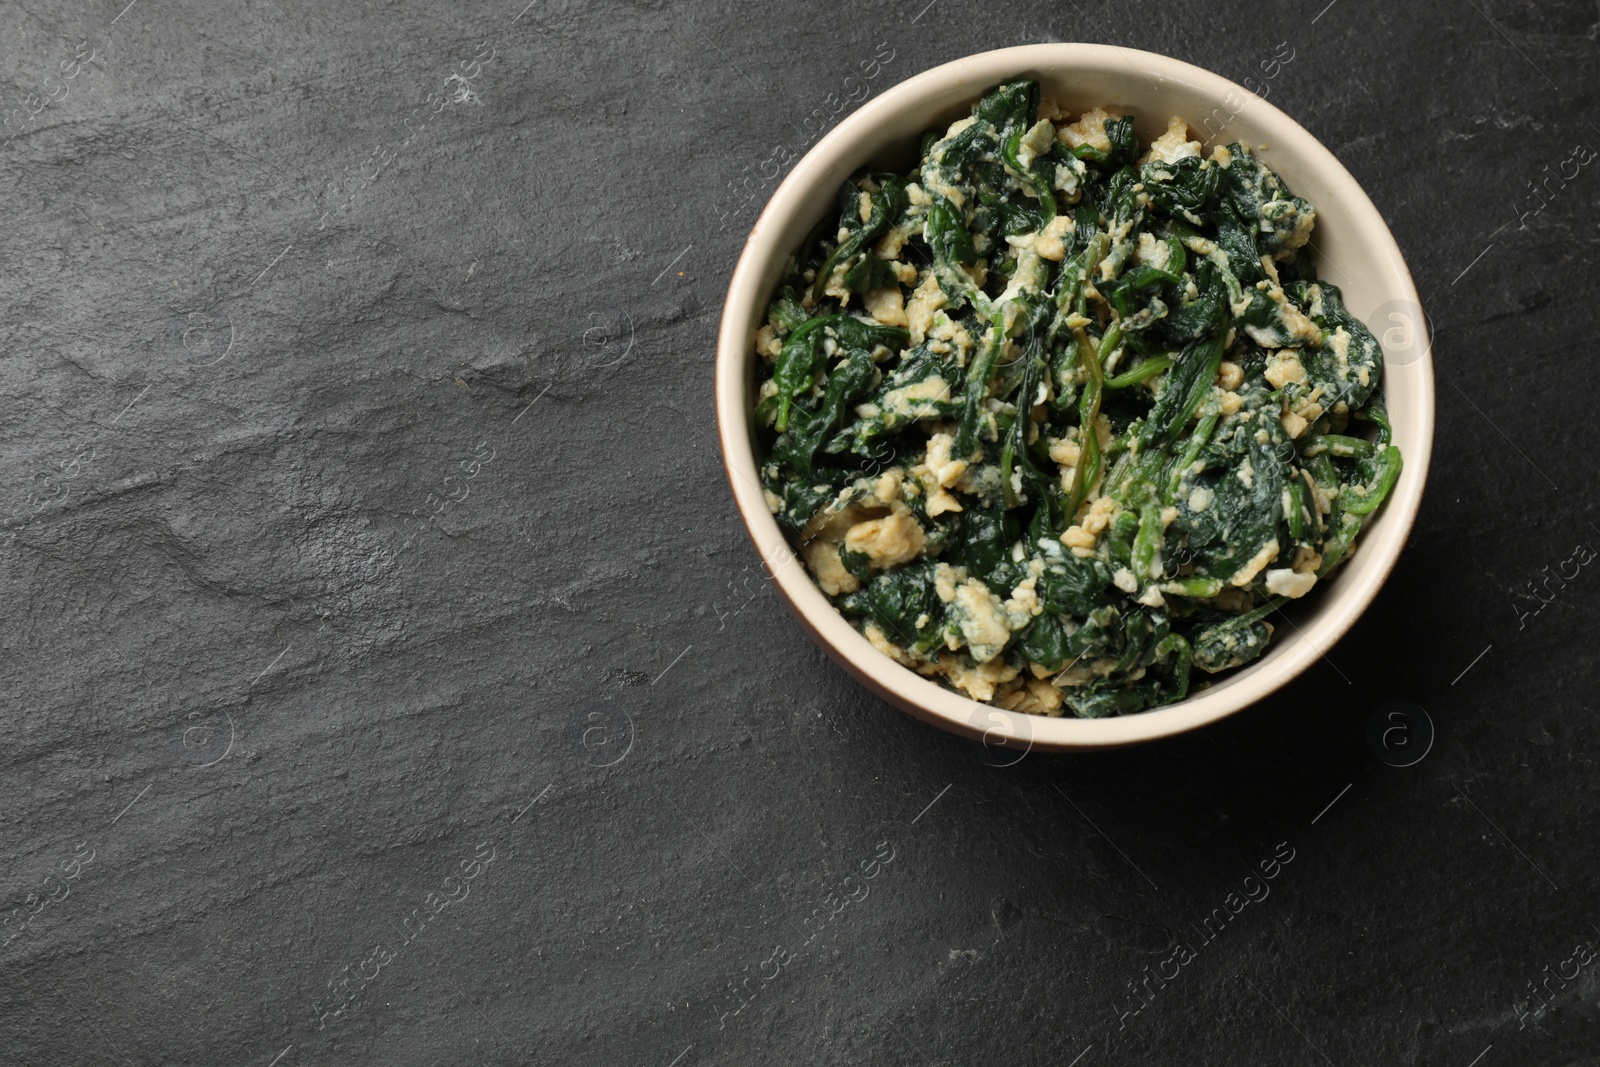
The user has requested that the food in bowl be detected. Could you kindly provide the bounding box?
[752,79,1401,719]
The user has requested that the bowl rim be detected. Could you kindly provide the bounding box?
[714,43,1435,751]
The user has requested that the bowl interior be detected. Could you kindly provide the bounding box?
[718,45,1433,750]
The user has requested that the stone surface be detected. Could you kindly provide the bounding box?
[2,1,1598,1064]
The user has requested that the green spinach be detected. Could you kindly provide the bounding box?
[753,82,1403,716]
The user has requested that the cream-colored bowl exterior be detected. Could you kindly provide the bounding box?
[716,45,1434,751]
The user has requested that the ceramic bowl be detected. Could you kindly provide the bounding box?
[715,44,1434,752]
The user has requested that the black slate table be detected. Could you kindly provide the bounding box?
[4,1,1598,1064]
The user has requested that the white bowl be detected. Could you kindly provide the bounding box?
[715,44,1434,751]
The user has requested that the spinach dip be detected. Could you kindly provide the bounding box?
[754,80,1401,718]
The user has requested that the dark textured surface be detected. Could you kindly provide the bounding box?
[3,1,1599,1064]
